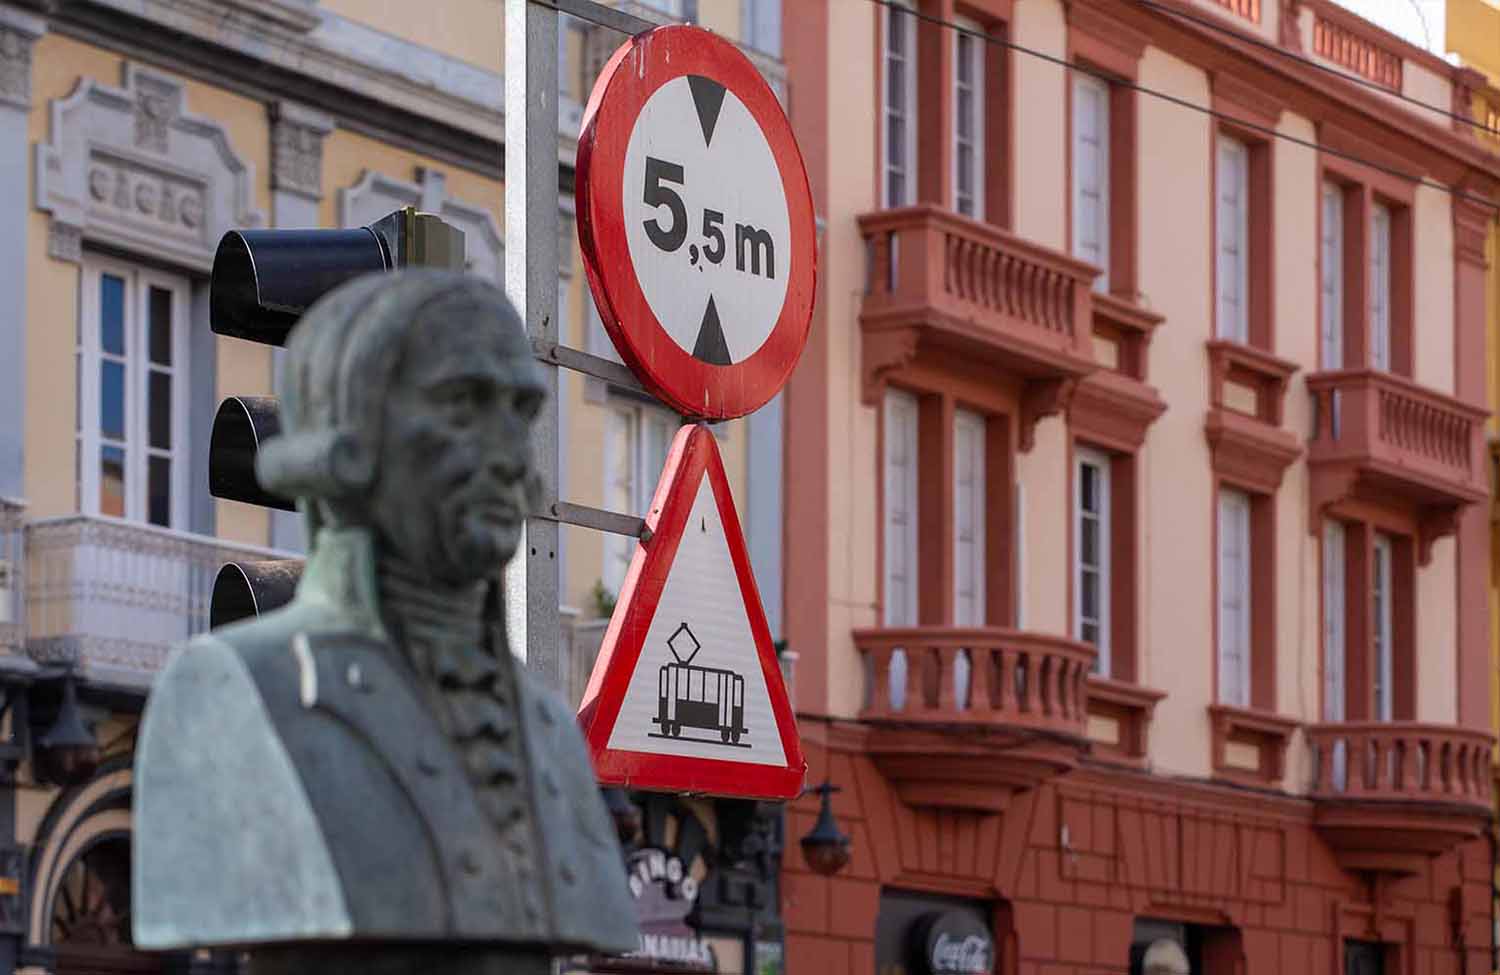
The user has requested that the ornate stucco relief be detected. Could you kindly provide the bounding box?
[35,64,265,268]
[270,101,334,201]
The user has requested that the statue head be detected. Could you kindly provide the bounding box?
[257,270,545,587]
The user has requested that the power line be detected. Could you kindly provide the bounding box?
[1133,0,1498,138]
[867,0,1498,210]
[527,0,1497,209]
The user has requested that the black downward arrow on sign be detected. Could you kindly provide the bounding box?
[687,75,727,146]
[692,295,732,365]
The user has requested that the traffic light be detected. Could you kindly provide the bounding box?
[207,208,465,627]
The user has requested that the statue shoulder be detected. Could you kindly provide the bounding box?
[134,622,354,949]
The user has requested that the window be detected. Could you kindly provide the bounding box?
[741,0,781,56]
[883,1,917,207]
[953,21,984,218]
[602,401,674,595]
[1071,75,1110,291]
[1320,183,1344,370]
[1322,520,1346,722]
[1074,448,1111,672]
[77,258,189,528]
[953,409,985,626]
[1372,532,1393,720]
[1217,490,1252,707]
[1216,135,1250,342]
[883,390,920,626]
[1369,201,1391,371]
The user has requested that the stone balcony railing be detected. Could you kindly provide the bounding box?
[0,499,22,657]
[1305,721,1494,875]
[1306,370,1487,559]
[852,627,1096,812]
[857,206,1097,440]
[24,515,297,690]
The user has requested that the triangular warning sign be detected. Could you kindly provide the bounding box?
[577,424,805,799]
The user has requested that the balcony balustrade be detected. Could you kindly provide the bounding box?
[1305,722,1493,875]
[852,626,1096,812]
[858,206,1097,444]
[1306,370,1486,560]
[0,500,21,658]
[24,515,296,690]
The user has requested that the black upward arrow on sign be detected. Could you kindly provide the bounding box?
[687,75,733,365]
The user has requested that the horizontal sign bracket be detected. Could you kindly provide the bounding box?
[527,0,656,36]
[533,340,650,396]
[541,501,651,541]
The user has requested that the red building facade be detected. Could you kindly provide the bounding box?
[777,0,1500,971]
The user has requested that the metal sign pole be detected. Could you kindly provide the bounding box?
[504,0,562,686]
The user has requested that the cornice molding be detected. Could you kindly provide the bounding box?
[1099,0,1500,201]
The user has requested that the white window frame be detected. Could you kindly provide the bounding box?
[1074,447,1111,674]
[1370,201,1392,371]
[952,409,986,627]
[1372,532,1394,721]
[882,0,919,208]
[1322,520,1346,722]
[741,0,781,57]
[883,389,920,627]
[601,399,675,596]
[1216,134,1250,343]
[77,255,190,529]
[1217,489,1253,708]
[952,18,984,219]
[1320,182,1344,370]
[1071,74,1111,292]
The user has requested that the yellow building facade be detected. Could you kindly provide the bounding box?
[0,2,787,971]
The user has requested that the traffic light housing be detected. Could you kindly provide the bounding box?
[207,208,465,627]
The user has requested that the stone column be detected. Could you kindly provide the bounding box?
[266,101,333,553]
[0,6,43,500]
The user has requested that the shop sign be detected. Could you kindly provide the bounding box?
[914,911,993,975]
[617,847,717,973]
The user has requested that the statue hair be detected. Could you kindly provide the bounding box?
[256,270,542,544]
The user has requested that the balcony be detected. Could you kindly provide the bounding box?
[854,626,1096,812]
[858,206,1097,448]
[0,500,21,658]
[24,515,294,690]
[1306,722,1493,875]
[1307,370,1486,560]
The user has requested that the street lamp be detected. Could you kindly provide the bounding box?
[798,780,851,877]
[34,677,99,787]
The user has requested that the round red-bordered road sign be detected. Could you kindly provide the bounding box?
[576,24,816,421]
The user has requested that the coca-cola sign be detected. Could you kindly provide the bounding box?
[913,911,993,975]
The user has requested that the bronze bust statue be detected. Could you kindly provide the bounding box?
[133,272,638,974]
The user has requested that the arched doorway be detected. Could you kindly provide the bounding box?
[49,835,160,975]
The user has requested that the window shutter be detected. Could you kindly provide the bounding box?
[883,390,920,626]
[953,24,983,218]
[1216,137,1249,342]
[1372,534,1394,720]
[1217,490,1252,707]
[1322,520,1346,722]
[883,5,916,207]
[952,410,986,626]
[1071,76,1110,291]
[1074,449,1111,674]
[1370,203,1392,371]
[1320,184,1344,369]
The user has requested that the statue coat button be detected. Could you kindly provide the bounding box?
[459,851,481,876]
[345,662,371,692]
[416,748,440,775]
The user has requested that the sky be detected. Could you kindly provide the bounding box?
[1330,0,1449,57]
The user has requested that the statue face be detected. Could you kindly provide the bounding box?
[367,304,544,587]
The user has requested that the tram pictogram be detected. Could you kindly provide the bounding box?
[652,623,748,747]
